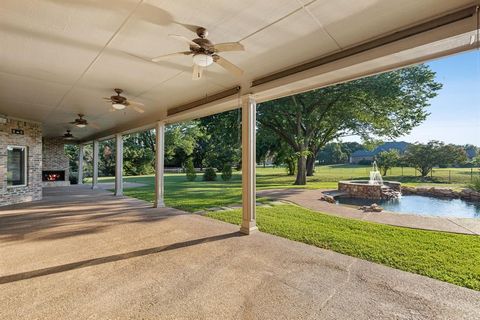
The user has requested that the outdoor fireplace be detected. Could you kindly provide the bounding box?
[42,170,65,182]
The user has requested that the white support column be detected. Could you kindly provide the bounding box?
[240,95,258,234]
[115,134,123,196]
[78,144,84,185]
[154,122,165,208]
[92,139,99,189]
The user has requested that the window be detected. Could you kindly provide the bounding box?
[7,146,27,186]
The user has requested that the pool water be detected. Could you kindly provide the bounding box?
[336,195,480,219]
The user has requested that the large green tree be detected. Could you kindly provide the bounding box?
[198,109,241,170]
[404,141,467,177]
[376,149,400,176]
[257,64,442,185]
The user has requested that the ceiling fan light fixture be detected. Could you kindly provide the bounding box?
[112,103,126,110]
[193,53,213,67]
[76,123,86,128]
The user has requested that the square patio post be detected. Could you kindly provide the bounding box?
[78,144,84,185]
[92,139,99,189]
[115,133,123,196]
[154,121,165,208]
[240,94,258,234]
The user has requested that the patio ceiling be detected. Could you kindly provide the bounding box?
[0,0,477,141]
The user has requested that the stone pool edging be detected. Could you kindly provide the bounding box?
[401,186,480,202]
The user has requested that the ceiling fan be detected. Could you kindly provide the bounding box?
[61,129,75,141]
[69,114,88,128]
[151,27,244,80]
[103,88,145,113]
[69,114,100,129]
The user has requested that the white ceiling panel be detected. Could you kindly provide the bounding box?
[0,0,474,139]
[0,72,70,118]
[305,0,474,48]
[237,8,339,79]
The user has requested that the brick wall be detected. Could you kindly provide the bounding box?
[0,118,42,207]
[42,137,69,178]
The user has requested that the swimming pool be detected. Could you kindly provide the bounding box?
[336,195,480,219]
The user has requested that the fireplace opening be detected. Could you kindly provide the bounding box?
[42,170,65,182]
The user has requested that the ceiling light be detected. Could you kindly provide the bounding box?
[76,123,86,128]
[193,54,213,67]
[112,103,126,110]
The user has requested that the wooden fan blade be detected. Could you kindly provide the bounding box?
[125,103,145,113]
[169,34,199,48]
[192,64,203,80]
[214,42,244,52]
[152,51,192,62]
[102,97,111,100]
[213,55,243,78]
[127,100,145,107]
[175,22,202,34]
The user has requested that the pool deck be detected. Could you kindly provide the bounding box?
[258,189,480,235]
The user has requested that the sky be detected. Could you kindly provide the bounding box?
[342,50,480,146]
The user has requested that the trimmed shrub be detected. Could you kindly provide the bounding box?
[185,158,197,181]
[221,164,233,181]
[69,172,78,185]
[203,167,217,181]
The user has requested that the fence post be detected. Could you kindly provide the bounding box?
[471,168,474,182]
[449,170,451,184]
[401,166,403,176]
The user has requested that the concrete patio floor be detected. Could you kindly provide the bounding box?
[0,186,479,319]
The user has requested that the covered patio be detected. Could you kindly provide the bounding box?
[1,186,479,319]
[1,0,480,318]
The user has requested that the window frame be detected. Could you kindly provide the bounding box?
[6,145,28,188]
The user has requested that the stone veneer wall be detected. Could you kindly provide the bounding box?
[42,137,70,183]
[0,119,42,207]
[338,181,401,200]
[338,181,383,199]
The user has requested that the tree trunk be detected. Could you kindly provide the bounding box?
[294,156,307,185]
[306,155,315,176]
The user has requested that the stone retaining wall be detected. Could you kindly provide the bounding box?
[402,186,480,202]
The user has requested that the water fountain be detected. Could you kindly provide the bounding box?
[369,161,383,185]
[337,161,401,200]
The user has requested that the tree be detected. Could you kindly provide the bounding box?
[376,149,400,176]
[221,164,233,181]
[257,64,442,185]
[123,131,155,175]
[317,143,347,165]
[404,141,467,177]
[185,158,197,181]
[199,110,241,170]
[165,122,203,167]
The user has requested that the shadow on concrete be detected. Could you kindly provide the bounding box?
[0,186,190,242]
[0,232,242,285]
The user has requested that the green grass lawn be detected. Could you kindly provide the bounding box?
[206,204,480,291]
[91,165,473,211]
